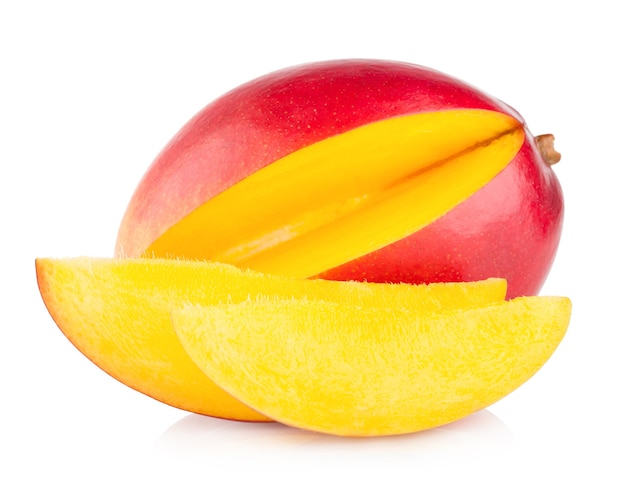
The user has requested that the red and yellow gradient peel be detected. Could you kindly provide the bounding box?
[116,60,563,298]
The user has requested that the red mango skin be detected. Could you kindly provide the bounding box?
[115,59,563,298]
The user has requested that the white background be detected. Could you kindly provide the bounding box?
[2,1,624,498]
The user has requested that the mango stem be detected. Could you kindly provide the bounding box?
[535,134,561,165]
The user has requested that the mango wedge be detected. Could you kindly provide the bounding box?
[145,110,523,278]
[172,296,571,436]
[36,257,506,421]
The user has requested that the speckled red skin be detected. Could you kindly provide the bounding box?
[115,59,563,298]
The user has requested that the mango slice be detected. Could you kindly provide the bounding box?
[36,257,506,421]
[145,109,524,278]
[171,296,571,436]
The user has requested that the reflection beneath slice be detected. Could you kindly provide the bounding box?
[155,409,516,467]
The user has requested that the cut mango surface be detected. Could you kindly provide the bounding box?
[145,110,524,277]
[36,257,506,421]
[172,296,571,436]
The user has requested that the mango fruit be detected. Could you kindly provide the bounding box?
[36,257,506,421]
[36,60,571,434]
[115,59,564,298]
[172,295,571,436]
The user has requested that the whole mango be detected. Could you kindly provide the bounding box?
[115,59,563,298]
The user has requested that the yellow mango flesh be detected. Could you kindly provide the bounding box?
[144,110,524,277]
[36,257,506,421]
[172,296,571,436]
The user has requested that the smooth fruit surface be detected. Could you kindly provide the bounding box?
[172,296,572,436]
[36,257,506,420]
[115,59,563,298]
